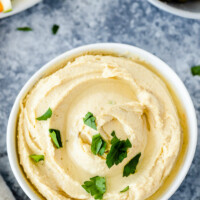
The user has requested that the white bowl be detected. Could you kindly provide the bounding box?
[0,0,42,19]
[7,43,197,200]
[148,0,200,19]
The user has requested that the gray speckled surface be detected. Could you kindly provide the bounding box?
[0,0,200,199]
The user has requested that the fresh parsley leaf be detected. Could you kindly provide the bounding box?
[99,141,107,156]
[17,27,32,31]
[120,186,129,193]
[52,24,59,35]
[36,108,52,120]
[191,65,200,76]
[123,153,141,177]
[29,154,44,162]
[49,129,62,148]
[83,112,97,130]
[91,134,107,156]
[106,131,132,168]
[82,176,106,200]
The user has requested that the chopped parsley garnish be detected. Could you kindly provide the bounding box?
[123,153,141,177]
[120,186,129,193]
[83,112,97,130]
[52,24,59,35]
[191,65,200,76]
[106,131,132,168]
[36,108,52,120]
[16,27,32,31]
[91,134,107,156]
[82,176,106,200]
[49,129,62,148]
[29,154,44,162]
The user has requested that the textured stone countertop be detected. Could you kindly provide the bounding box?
[0,0,200,199]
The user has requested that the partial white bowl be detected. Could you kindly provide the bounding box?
[0,0,42,19]
[148,0,200,19]
[7,43,197,200]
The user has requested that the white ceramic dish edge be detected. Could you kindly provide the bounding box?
[148,0,200,19]
[0,0,42,19]
[7,43,197,200]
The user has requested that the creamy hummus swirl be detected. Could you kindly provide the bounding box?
[18,54,181,200]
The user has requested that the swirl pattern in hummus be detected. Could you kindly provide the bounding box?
[18,55,181,200]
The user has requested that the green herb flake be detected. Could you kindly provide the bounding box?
[16,27,32,31]
[36,108,52,121]
[106,131,132,168]
[120,186,129,193]
[49,129,62,148]
[82,176,106,200]
[123,153,141,177]
[29,154,44,163]
[83,112,97,130]
[91,134,107,156]
[52,24,59,35]
[191,65,200,76]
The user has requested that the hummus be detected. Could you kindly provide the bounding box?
[18,54,181,200]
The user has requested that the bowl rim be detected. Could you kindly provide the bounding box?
[7,43,197,200]
[148,0,200,19]
[0,0,42,19]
